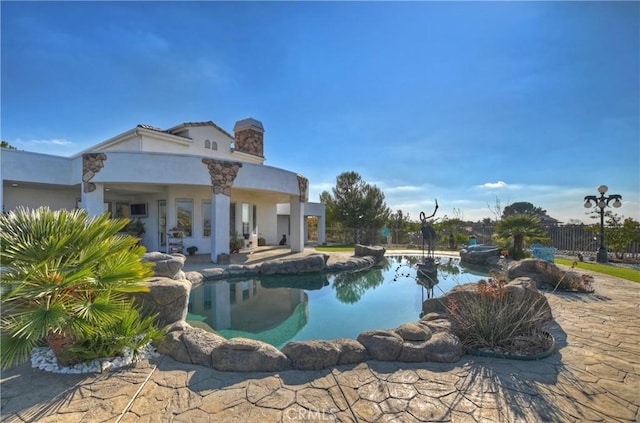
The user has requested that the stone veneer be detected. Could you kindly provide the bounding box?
[296,174,309,202]
[201,159,242,196]
[82,153,107,193]
[234,127,264,157]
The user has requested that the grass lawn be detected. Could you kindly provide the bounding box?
[554,258,640,283]
[315,245,356,253]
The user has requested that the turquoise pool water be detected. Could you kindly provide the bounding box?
[187,255,489,348]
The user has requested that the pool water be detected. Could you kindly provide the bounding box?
[187,255,488,348]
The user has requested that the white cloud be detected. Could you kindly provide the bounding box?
[480,180,508,189]
[384,185,423,193]
[29,139,73,146]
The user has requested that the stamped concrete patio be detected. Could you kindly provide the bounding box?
[1,250,638,422]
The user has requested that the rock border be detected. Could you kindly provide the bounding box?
[156,312,464,372]
[143,251,566,372]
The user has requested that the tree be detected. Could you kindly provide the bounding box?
[494,214,549,260]
[487,197,505,222]
[502,202,547,218]
[320,171,390,244]
[436,215,466,250]
[388,210,412,244]
[1,141,17,149]
[587,212,640,259]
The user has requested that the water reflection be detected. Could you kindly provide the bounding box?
[332,268,384,304]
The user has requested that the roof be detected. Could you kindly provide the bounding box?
[136,124,168,132]
[166,121,234,139]
[233,118,264,132]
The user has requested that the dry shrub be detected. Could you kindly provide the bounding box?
[447,275,551,354]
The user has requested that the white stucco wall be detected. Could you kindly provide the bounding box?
[99,135,141,152]
[3,185,78,212]
[1,149,74,185]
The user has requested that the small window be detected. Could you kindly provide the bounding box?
[211,141,218,150]
[204,140,211,149]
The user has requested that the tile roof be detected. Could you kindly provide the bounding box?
[136,124,166,132]
[167,121,234,139]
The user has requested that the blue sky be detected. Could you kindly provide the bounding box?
[2,1,638,224]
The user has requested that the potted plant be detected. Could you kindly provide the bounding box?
[230,231,243,253]
[186,246,198,256]
[124,218,145,237]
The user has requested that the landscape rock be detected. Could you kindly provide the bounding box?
[332,338,370,365]
[459,245,500,266]
[354,244,386,260]
[142,252,186,279]
[423,332,464,362]
[259,254,328,275]
[357,330,403,361]
[211,338,291,372]
[129,276,191,326]
[395,322,432,341]
[281,341,340,370]
[156,325,226,367]
[397,340,430,362]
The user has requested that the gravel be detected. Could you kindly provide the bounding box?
[30,342,161,374]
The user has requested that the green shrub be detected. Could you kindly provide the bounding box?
[0,207,157,369]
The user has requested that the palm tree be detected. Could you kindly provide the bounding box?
[494,214,549,260]
[0,207,156,368]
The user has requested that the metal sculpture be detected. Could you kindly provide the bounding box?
[419,199,439,258]
[417,199,439,286]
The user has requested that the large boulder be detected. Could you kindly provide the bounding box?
[129,276,191,326]
[142,252,186,279]
[354,244,386,260]
[211,338,291,372]
[258,254,328,275]
[395,322,432,342]
[423,332,464,363]
[156,323,226,367]
[332,338,370,365]
[459,245,500,266]
[357,330,403,361]
[507,258,594,291]
[281,340,341,370]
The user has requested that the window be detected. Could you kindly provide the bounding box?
[211,141,218,150]
[176,199,193,237]
[202,201,211,237]
[204,140,211,149]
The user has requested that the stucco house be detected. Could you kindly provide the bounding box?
[1,118,326,262]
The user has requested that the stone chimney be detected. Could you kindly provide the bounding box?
[233,118,264,157]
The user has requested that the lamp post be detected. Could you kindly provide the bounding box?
[583,185,622,264]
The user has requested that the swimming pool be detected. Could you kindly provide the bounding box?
[187,255,489,348]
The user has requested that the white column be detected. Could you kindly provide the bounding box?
[81,183,105,218]
[290,195,304,253]
[210,193,230,262]
[317,213,326,245]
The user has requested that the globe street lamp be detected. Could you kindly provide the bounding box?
[584,185,622,263]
